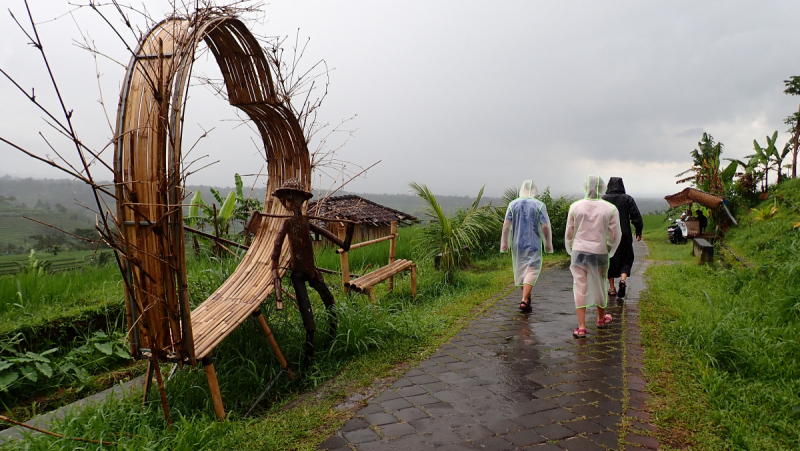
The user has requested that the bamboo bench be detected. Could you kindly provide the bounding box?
[337,221,417,300]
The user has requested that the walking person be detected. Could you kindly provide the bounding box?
[501,180,554,312]
[602,177,643,298]
[565,175,621,338]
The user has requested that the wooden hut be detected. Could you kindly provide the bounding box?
[308,195,417,246]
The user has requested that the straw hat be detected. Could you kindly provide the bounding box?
[272,178,313,200]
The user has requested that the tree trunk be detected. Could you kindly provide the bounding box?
[793,101,800,178]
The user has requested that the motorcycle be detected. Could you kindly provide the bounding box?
[667,218,688,244]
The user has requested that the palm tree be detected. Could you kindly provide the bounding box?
[409,182,498,275]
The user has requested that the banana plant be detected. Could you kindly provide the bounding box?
[770,142,792,183]
[752,133,777,191]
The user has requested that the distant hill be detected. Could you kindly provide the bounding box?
[0,176,668,253]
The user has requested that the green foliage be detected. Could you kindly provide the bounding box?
[184,174,262,235]
[677,133,728,195]
[641,180,800,448]
[409,182,497,275]
[0,330,131,401]
[12,254,512,450]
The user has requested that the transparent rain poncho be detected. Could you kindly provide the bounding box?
[501,180,553,286]
[565,175,622,309]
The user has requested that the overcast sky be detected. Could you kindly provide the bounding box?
[1,0,800,199]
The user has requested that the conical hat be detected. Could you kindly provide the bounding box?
[272,178,313,200]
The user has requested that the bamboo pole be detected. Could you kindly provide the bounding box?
[336,233,396,254]
[253,311,291,375]
[202,357,226,421]
[411,264,417,298]
[340,251,350,292]
[387,221,397,291]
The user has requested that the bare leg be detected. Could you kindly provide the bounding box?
[597,305,605,323]
[521,283,533,309]
[608,277,616,294]
[576,307,586,330]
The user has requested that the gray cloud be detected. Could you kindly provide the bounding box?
[1,0,799,199]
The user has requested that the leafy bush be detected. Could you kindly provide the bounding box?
[0,331,131,402]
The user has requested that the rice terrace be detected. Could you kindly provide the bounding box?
[0,1,798,450]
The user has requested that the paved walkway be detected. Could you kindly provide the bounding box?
[320,241,658,450]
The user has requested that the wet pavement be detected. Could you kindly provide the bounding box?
[320,242,657,450]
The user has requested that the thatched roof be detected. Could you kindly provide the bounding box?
[665,188,724,209]
[308,195,418,226]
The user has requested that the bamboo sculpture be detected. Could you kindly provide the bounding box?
[114,11,308,421]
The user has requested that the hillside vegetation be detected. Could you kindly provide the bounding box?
[641,178,800,450]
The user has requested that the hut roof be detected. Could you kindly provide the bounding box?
[664,188,724,209]
[308,195,418,226]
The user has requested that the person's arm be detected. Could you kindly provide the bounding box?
[310,222,355,251]
[564,205,575,255]
[270,221,289,310]
[540,204,553,253]
[500,220,511,253]
[628,196,643,241]
[608,208,622,257]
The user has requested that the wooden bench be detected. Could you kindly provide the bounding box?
[337,221,417,301]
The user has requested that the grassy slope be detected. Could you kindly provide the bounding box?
[640,180,800,450]
[9,255,521,450]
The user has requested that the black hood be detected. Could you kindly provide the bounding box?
[606,177,626,194]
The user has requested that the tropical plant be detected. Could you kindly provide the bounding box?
[0,331,130,396]
[676,133,737,195]
[409,182,497,275]
[752,132,778,191]
[751,200,779,223]
[784,75,800,179]
[184,173,262,235]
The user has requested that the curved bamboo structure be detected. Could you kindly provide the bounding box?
[113,12,308,420]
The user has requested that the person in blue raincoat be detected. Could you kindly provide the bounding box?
[500,180,554,312]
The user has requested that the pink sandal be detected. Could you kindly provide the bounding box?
[597,314,613,329]
[573,328,587,339]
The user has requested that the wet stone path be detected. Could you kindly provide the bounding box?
[320,243,657,450]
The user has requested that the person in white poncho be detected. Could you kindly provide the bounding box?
[500,180,554,312]
[565,175,622,339]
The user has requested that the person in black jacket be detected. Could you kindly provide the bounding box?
[602,177,643,298]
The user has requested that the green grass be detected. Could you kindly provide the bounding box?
[7,256,515,450]
[0,206,93,251]
[639,183,800,450]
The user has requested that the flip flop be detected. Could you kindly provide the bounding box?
[519,299,532,312]
[597,314,613,329]
[573,328,587,339]
[617,281,627,298]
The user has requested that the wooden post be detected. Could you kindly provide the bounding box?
[387,221,397,292]
[142,359,155,406]
[252,311,292,378]
[202,356,226,421]
[340,251,350,292]
[367,287,375,302]
[410,264,417,299]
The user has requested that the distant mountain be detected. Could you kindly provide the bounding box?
[0,177,669,242]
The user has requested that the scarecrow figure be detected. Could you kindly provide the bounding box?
[249,178,354,365]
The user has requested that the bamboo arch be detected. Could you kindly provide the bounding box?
[114,12,307,420]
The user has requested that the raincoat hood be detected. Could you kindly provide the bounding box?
[606,177,626,194]
[518,180,538,198]
[583,175,606,199]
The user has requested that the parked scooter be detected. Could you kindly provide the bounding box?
[667,218,687,244]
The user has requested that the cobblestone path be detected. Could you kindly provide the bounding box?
[320,242,657,450]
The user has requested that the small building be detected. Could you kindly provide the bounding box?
[308,195,418,246]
